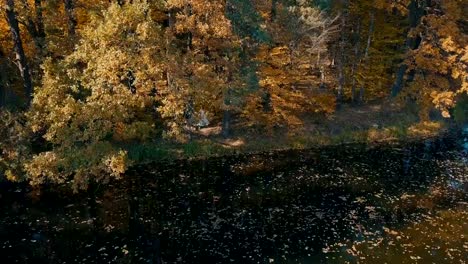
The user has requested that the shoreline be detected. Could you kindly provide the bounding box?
[130,125,463,168]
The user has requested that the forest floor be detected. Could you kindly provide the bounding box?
[144,100,451,161]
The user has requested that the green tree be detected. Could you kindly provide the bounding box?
[329,0,407,104]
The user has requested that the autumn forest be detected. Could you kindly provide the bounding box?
[0,0,467,190]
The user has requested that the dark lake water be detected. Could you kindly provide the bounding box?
[0,137,467,263]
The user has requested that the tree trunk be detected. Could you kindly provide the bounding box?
[271,0,277,21]
[351,20,361,104]
[319,65,326,90]
[0,49,6,107]
[317,52,326,90]
[391,64,407,97]
[363,12,374,59]
[184,3,192,51]
[391,0,424,97]
[5,0,33,106]
[34,0,45,41]
[222,86,232,138]
[336,0,349,106]
[262,90,272,112]
[0,79,5,108]
[21,0,46,55]
[64,0,77,36]
[222,108,231,138]
[359,10,375,103]
[165,10,175,89]
[0,52,13,107]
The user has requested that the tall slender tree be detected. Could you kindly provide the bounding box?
[390,0,425,97]
[63,0,77,36]
[4,0,33,105]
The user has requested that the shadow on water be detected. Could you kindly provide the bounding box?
[0,135,466,263]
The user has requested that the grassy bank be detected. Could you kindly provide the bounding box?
[128,102,454,163]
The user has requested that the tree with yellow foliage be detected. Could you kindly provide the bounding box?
[163,0,243,138]
[27,2,164,190]
[244,0,336,129]
[1,0,465,191]
[402,0,467,120]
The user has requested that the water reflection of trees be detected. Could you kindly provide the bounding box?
[109,138,465,263]
[0,138,465,263]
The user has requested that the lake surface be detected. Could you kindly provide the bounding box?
[0,137,467,263]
